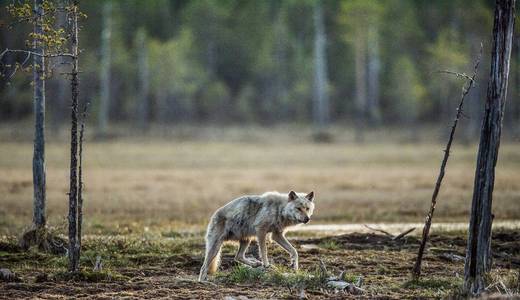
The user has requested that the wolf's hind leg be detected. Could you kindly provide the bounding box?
[234,239,261,267]
[199,235,224,281]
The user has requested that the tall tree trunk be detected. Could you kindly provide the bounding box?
[354,27,367,142]
[516,36,520,135]
[464,0,515,295]
[68,0,81,272]
[367,24,381,126]
[98,1,112,137]
[135,28,149,131]
[32,0,46,230]
[312,0,330,131]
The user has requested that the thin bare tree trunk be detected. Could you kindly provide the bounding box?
[464,0,515,295]
[412,51,481,279]
[68,0,80,272]
[32,0,46,230]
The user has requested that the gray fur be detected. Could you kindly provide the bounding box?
[198,191,315,281]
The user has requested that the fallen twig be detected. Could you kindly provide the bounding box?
[364,225,393,237]
[438,253,465,262]
[393,228,415,241]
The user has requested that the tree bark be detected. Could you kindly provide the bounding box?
[312,0,330,131]
[464,0,515,295]
[68,0,80,272]
[98,1,112,136]
[32,0,46,230]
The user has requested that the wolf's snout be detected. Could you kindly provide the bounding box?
[303,216,310,224]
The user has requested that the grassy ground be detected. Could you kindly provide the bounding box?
[0,126,519,298]
[1,229,519,298]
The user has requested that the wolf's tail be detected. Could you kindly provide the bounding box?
[199,215,225,281]
[207,246,221,274]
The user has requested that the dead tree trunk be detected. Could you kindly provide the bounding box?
[32,0,46,231]
[412,51,481,279]
[68,0,81,272]
[464,0,515,295]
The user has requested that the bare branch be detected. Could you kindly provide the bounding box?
[364,224,393,237]
[392,228,415,241]
[1,48,75,59]
[412,43,483,279]
[433,70,474,82]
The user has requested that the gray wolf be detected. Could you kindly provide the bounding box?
[198,191,315,281]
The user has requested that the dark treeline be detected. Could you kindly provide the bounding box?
[1,0,519,138]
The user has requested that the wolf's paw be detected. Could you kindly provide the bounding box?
[198,274,208,282]
[244,258,262,267]
[250,260,262,267]
[289,260,299,271]
[261,263,271,270]
[249,258,262,265]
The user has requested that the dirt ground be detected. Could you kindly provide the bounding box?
[1,229,519,299]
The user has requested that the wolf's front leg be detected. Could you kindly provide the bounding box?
[272,232,298,271]
[256,231,270,268]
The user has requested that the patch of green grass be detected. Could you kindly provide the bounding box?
[220,265,267,283]
[53,269,129,282]
[403,277,462,290]
[318,240,341,251]
[217,265,332,291]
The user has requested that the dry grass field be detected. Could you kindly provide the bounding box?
[1,126,519,298]
[1,127,520,235]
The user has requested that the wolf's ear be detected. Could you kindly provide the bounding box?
[306,191,314,201]
[288,191,298,201]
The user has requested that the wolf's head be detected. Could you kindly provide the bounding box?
[283,191,315,224]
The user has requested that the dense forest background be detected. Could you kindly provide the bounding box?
[1,0,519,140]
